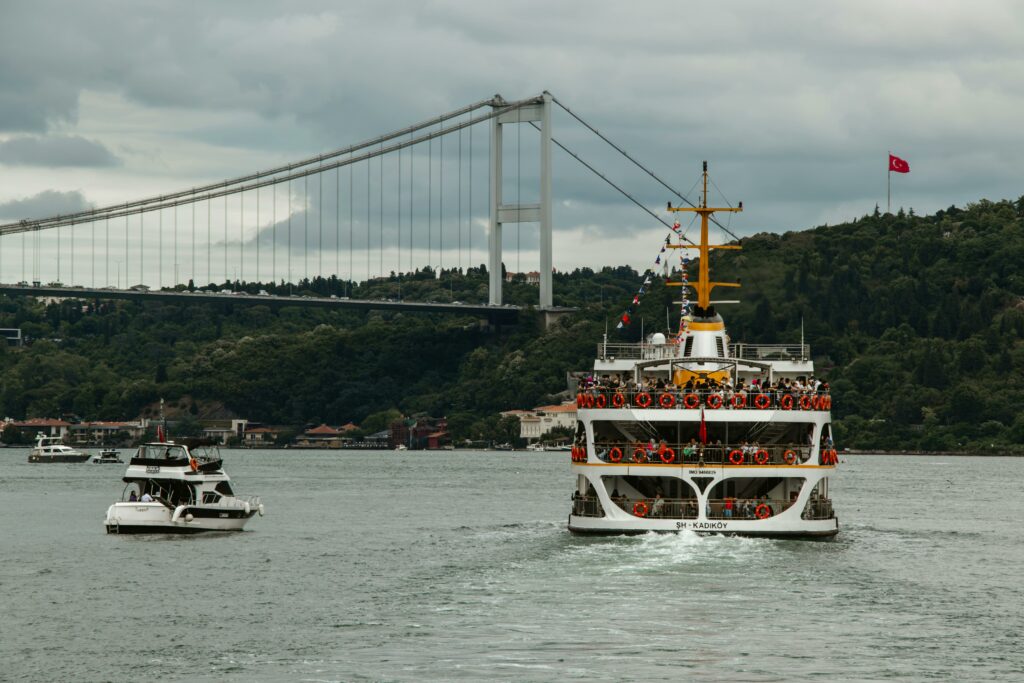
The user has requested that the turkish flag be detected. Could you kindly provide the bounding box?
[889,154,910,173]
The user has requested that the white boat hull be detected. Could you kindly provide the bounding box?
[568,513,838,538]
[104,502,259,534]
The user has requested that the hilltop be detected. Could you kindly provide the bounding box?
[2,195,1024,452]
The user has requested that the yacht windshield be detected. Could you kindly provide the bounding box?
[136,444,189,460]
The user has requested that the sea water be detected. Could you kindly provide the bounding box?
[1,450,1022,681]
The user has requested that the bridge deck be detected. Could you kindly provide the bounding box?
[0,284,537,322]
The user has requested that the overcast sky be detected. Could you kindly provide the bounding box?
[2,0,1023,286]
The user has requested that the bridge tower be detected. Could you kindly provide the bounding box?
[488,92,553,308]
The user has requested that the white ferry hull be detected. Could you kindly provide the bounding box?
[568,513,838,538]
[104,502,259,534]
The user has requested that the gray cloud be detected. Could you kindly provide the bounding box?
[0,135,120,167]
[0,190,92,221]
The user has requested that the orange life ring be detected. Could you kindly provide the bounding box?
[635,392,652,408]
[830,449,839,464]
[780,394,795,410]
[731,394,746,409]
[755,503,771,519]
[729,449,744,465]
[754,394,771,409]
[755,449,769,465]
[683,393,700,409]
[189,458,198,472]
[595,393,608,409]
[783,449,798,465]
[633,501,649,517]
[612,392,626,408]
[823,395,832,410]
[576,393,585,408]
[659,447,675,464]
[706,394,723,409]
[659,393,676,409]
[608,446,623,463]
[632,447,647,463]
[585,394,595,409]
[799,395,813,410]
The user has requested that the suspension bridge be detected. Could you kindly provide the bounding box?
[0,91,720,323]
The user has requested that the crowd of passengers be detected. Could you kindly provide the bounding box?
[581,373,830,400]
[573,483,782,519]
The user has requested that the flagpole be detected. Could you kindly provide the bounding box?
[887,151,891,214]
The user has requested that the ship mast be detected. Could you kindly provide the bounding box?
[667,162,743,313]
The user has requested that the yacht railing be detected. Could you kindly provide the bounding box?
[729,344,810,361]
[588,442,814,466]
[210,495,262,511]
[576,388,831,411]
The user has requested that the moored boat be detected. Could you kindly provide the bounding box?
[567,164,839,538]
[89,448,123,464]
[104,440,263,534]
[28,434,89,463]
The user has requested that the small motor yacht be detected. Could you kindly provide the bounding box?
[89,448,123,464]
[104,440,264,534]
[28,434,89,463]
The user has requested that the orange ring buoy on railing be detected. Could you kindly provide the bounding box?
[799,395,813,410]
[823,395,832,410]
[754,394,771,409]
[780,394,795,410]
[576,393,585,408]
[731,393,746,409]
[783,449,798,465]
[635,392,652,408]
[190,458,198,472]
[633,501,649,517]
[612,392,625,408]
[632,447,648,463]
[755,503,771,519]
[659,447,675,464]
[683,393,700,409]
[831,449,839,465]
[608,446,623,463]
[585,394,595,409]
[706,394,723,409]
[659,393,675,409]
[729,449,744,465]
[595,393,608,409]
[755,449,770,465]
[822,449,837,465]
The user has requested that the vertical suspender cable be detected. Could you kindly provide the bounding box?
[428,137,432,273]
[208,199,211,285]
[288,179,292,285]
[458,126,462,272]
[379,143,383,279]
[304,175,309,283]
[223,195,228,284]
[440,125,444,275]
[398,145,402,279]
[365,159,370,283]
[256,185,261,283]
[335,166,340,280]
[348,164,353,294]
[271,182,276,284]
[192,199,196,283]
[174,204,178,285]
[319,167,324,283]
[469,122,473,271]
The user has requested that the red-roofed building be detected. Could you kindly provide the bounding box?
[69,420,146,445]
[294,424,344,448]
[7,418,72,439]
[515,402,577,441]
[243,426,278,446]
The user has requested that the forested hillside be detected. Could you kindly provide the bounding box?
[2,196,1024,452]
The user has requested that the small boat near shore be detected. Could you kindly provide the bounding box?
[28,434,89,463]
[89,448,123,464]
[104,440,263,534]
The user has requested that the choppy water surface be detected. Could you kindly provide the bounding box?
[2,450,1022,681]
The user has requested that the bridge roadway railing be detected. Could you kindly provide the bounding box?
[576,388,832,411]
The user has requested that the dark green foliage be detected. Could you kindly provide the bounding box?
[2,195,1024,452]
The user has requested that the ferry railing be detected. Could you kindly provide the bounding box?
[705,498,796,520]
[571,495,604,517]
[575,388,832,412]
[801,497,834,520]
[596,342,681,361]
[590,442,814,466]
[729,343,810,361]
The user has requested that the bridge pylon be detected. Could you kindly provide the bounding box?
[488,92,553,308]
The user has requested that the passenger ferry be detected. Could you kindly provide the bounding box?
[568,164,839,538]
[104,440,263,534]
[28,434,89,463]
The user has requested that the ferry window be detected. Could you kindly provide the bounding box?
[683,336,695,357]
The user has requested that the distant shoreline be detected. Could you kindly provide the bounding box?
[846,449,1023,457]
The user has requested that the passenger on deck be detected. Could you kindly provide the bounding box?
[724,498,734,518]
[140,492,154,502]
[651,492,665,518]
[128,491,138,502]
